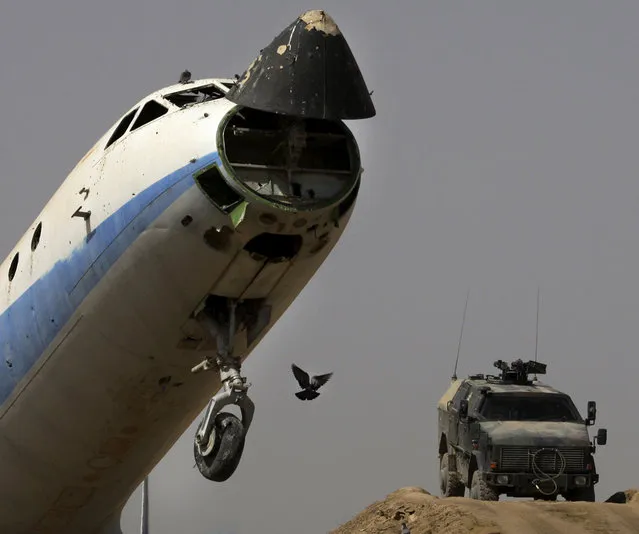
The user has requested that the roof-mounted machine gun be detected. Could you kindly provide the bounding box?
[492,359,547,385]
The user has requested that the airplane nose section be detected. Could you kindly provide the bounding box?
[225,9,376,120]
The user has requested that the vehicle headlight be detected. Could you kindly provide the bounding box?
[574,476,587,486]
[496,474,509,485]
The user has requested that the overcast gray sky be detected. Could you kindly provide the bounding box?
[2,1,639,533]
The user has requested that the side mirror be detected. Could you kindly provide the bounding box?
[586,401,597,425]
[596,428,607,446]
[459,399,468,418]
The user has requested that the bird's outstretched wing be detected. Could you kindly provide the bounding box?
[291,364,310,389]
[311,372,333,389]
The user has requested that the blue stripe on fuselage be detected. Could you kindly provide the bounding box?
[0,151,221,408]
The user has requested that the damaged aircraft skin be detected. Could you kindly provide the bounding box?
[0,10,375,534]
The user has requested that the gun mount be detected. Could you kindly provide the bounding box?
[491,359,547,385]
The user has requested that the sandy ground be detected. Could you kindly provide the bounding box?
[330,487,639,534]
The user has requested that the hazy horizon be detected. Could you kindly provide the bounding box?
[2,2,639,533]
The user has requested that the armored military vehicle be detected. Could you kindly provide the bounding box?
[437,359,607,501]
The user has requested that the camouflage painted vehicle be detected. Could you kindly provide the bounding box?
[437,359,607,502]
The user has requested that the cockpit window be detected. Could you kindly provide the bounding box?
[105,108,138,149]
[164,83,226,108]
[131,100,168,131]
[480,395,581,422]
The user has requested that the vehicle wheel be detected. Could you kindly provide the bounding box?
[469,470,499,501]
[194,412,246,482]
[534,494,557,501]
[439,453,465,497]
[564,485,595,502]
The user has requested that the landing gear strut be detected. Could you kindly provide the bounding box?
[191,299,255,482]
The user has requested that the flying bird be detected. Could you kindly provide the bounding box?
[291,363,332,400]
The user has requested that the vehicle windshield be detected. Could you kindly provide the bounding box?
[479,395,581,422]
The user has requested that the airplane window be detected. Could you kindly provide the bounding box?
[105,108,138,149]
[131,100,168,131]
[164,84,225,108]
[8,252,18,282]
[31,222,42,251]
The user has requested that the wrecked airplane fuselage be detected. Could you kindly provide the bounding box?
[0,9,375,534]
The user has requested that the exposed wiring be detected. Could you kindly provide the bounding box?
[530,448,566,496]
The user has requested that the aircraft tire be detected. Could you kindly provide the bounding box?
[194,412,246,482]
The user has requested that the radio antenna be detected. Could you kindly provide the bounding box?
[533,287,540,380]
[452,289,470,380]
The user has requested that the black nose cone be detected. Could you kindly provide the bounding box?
[225,9,376,120]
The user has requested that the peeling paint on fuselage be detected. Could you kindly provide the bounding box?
[300,10,340,36]
[0,76,365,534]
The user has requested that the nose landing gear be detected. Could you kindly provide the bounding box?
[191,299,255,482]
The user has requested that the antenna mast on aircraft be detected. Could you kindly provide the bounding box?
[452,290,470,380]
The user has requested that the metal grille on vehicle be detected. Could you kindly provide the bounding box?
[499,447,585,473]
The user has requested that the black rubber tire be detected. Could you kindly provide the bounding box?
[439,453,465,497]
[194,412,246,482]
[534,494,558,501]
[469,470,499,501]
[564,485,596,502]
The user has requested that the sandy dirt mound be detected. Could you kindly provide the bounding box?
[330,487,639,534]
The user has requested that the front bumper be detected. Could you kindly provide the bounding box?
[481,471,599,496]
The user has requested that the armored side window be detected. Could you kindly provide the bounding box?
[451,383,471,410]
[469,389,485,413]
[131,100,168,131]
[105,108,138,149]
